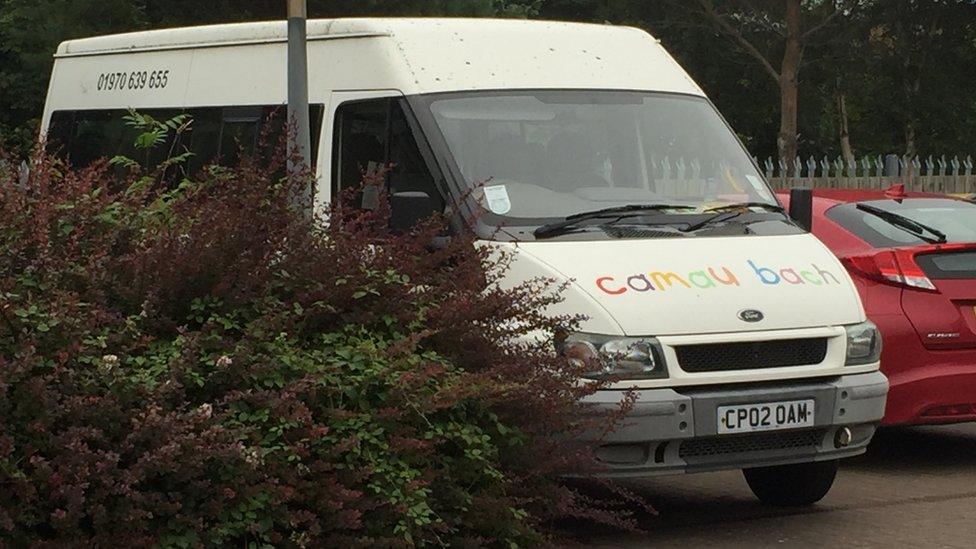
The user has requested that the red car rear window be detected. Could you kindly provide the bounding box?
[826,198,976,248]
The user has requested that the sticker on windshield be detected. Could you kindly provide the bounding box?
[483,185,512,215]
[746,174,775,201]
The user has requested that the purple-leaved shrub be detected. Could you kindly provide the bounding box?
[0,140,639,546]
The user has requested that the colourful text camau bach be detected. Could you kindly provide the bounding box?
[595,261,843,295]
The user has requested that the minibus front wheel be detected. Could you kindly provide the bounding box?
[743,459,839,507]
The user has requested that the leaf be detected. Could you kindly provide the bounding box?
[159,151,195,169]
[110,155,140,169]
[135,130,166,150]
[125,176,154,197]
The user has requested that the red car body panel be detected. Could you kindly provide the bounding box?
[778,189,976,426]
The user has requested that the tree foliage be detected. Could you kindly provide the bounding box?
[0,0,974,157]
[539,0,976,159]
[849,0,976,157]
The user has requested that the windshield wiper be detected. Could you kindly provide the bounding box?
[856,203,947,244]
[704,202,786,214]
[533,204,697,239]
[681,202,787,233]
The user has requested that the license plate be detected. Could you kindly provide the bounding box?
[717,399,815,434]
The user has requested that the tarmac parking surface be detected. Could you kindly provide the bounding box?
[577,423,976,548]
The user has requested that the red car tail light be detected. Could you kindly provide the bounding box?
[843,242,976,292]
[842,249,937,291]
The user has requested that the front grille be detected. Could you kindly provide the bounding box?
[679,428,828,459]
[675,338,828,373]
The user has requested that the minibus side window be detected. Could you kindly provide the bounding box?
[48,105,324,178]
[333,99,390,196]
[48,110,142,169]
[218,106,264,167]
[185,109,223,174]
[333,99,444,213]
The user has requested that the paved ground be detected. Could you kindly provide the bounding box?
[574,423,976,548]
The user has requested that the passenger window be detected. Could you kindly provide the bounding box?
[185,108,223,174]
[333,99,444,213]
[48,110,142,169]
[333,99,390,194]
[48,105,324,180]
[218,106,263,166]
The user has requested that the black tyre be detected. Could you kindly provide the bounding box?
[743,459,839,507]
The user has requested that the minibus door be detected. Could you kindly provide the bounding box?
[318,90,403,209]
[322,90,446,229]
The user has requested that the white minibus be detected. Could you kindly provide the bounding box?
[41,18,888,506]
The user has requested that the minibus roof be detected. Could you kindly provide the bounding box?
[54,18,705,97]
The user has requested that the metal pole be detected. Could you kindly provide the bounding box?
[287,0,312,180]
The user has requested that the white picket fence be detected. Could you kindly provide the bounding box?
[761,154,975,194]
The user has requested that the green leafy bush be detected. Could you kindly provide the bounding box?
[0,143,634,546]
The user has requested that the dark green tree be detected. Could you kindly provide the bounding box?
[1,0,975,160]
[0,0,145,150]
[854,0,976,157]
[675,1,862,166]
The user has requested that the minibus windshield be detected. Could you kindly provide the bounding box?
[422,90,777,223]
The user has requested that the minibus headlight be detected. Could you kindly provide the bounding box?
[557,333,668,380]
[845,321,882,366]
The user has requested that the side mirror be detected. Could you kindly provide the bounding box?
[390,191,439,232]
[789,188,814,232]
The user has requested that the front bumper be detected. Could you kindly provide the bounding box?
[581,371,888,476]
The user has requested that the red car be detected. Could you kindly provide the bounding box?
[779,187,976,425]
